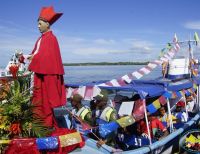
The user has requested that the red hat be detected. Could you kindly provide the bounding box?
[176,101,185,107]
[39,6,63,25]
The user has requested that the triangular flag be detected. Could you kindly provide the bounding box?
[166,43,172,50]
[147,103,157,114]
[158,96,166,105]
[153,99,161,109]
[173,33,178,43]
[185,134,196,144]
[163,91,172,98]
[132,99,145,120]
[118,101,134,116]
[99,121,119,138]
[116,115,135,128]
[59,132,82,147]
[36,137,58,150]
[194,32,200,45]
[173,33,180,51]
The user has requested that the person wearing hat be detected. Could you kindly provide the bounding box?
[70,94,93,126]
[174,101,188,123]
[93,90,118,147]
[94,90,117,125]
[28,6,66,129]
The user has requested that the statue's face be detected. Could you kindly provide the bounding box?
[38,19,49,33]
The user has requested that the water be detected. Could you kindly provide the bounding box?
[64,65,162,84]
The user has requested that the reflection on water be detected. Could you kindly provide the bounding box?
[64,65,162,84]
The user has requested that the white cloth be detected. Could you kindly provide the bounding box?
[174,112,188,122]
[118,101,134,116]
[186,100,195,112]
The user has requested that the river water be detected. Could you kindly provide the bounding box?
[64,65,162,84]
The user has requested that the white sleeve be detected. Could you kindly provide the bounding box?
[182,112,188,122]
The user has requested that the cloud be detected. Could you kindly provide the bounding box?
[58,35,159,63]
[125,39,154,54]
[0,19,159,66]
[184,21,200,30]
[72,47,124,55]
[93,39,116,45]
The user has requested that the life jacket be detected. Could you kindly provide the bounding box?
[96,106,115,125]
[75,106,91,120]
[72,106,91,134]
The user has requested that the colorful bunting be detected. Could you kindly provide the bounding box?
[185,134,197,144]
[179,90,185,97]
[118,101,134,116]
[173,33,180,51]
[171,92,177,99]
[66,34,180,99]
[99,121,119,138]
[132,99,145,120]
[163,91,172,98]
[166,43,172,50]
[147,103,157,114]
[59,132,82,147]
[158,95,167,105]
[185,90,191,96]
[36,137,58,150]
[147,99,161,114]
[153,100,161,109]
[194,32,200,45]
[193,83,197,89]
[175,91,182,98]
[4,138,38,154]
[189,42,192,59]
[116,115,135,128]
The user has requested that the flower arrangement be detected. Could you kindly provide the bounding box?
[0,77,50,153]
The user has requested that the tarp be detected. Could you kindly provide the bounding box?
[163,79,193,91]
[66,76,200,99]
[66,80,166,98]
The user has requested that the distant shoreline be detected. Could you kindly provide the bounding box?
[63,62,149,66]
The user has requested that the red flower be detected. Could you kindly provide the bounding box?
[10,122,21,135]
[9,64,19,79]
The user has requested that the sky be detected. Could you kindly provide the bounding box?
[0,0,200,66]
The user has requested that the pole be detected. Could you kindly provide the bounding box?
[143,99,152,144]
[166,98,174,133]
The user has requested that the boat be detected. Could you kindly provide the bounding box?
[63,75,200,154]
[61,35,200,153]
[1,34,200,154]
[0,51,30,80]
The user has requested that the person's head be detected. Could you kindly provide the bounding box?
[186,95,194,102]
[131,94,140,101]
[70,94,83,109]
[93,90,108,110]
[38,19,50,33]
[38,6,63,33]
[159,107,166,116]
[176,101,185,112]
[147,112,156,121]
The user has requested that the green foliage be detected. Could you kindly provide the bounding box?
[0,78,50,140]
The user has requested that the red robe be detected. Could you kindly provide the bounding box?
[29,31,66,128]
